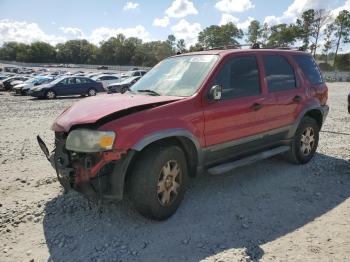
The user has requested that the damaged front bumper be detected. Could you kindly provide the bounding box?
[37,133,135,201]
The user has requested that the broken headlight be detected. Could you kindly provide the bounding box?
[66,129,116,152]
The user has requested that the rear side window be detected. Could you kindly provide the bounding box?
[215,56,261,99]
[294,55,323,85]
[263,55,296,92]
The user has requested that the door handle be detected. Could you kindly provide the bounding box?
[293,95,302,102]
[251,103,263,111]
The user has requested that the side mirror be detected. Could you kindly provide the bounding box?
[208,85,222,101]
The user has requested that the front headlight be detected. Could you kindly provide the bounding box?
[66,129,116,152]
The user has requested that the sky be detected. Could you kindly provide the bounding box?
[0,0,349,50]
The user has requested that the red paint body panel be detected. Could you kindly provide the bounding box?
[99,95,206,149]
[52,93,183,132]
[51,49,328,153]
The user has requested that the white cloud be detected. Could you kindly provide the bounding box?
[219,14,254,31]
[219,13,239,25]
[171,19,201,46]
[0,19,66,45]
[215,0,254,13]
[331,0,350,17]
[263,0,334,26]
[237,17,254,30]
[89,25,150,45]
[153,16,170,28]
[60,27,85,39]
[165,0,198,18]
[0,19,151,46]
[123,1,139,10]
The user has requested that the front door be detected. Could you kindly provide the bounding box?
[203,54,273,164]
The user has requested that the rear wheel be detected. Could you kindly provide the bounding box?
[46,90,56,99]
[128,145,188,220]
[286,117,319,164]
[88,88,96,96]
[121,86,128,94]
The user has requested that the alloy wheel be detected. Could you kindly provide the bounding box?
[47,91,56,99]
[300,127,315,156]
[157,160,182,206]
[88,89,96,96]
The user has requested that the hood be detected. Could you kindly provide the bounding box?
[13,83,26,89]
[52,93,183,132]
[31,83,52,91]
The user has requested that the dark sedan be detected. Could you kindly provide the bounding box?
[29,76,104,99]
[107,76,141,94]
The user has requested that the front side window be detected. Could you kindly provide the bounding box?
[131,55,218,97]
[293,55,323,85]
[214,56,261,99]
[263,55,296,92]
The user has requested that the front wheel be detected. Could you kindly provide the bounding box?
[286,117,319,164]
[87,88,96,96]
[128,145,188,220]
[46,90,56,99]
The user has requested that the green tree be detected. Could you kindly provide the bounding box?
[310,9,330,56]
[333,10,350,66]
[176,39,187,53]
[322,23,336,64]
[198,22,243,49]
[247,20,261,44]
[260,23,271,47]
[28,42,56,63]
[334,53,350,71]
[189,43,204,52]
[267,24,299,47]
[296,9,315,51]
[166,34,176,52]
[56,39,97,64]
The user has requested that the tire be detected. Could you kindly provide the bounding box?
[87,88,96,96]
[45,90,56,99]
[121,87,128,94]
[286,116,319,164]
[128,144,188,220]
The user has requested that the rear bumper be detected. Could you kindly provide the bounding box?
[321,105,329,124]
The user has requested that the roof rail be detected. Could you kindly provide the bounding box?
[206,43,305,51]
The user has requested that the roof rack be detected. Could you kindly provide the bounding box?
[206,43,305,52]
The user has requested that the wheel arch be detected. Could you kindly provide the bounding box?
[130,129,203,177]
[289,106,327,138]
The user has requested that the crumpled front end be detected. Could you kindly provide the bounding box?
[38,132,134,201]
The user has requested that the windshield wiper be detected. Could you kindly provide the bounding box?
[136,89,161,96]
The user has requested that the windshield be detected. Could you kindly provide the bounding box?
[50,76,65,85]
[130,54,218,97]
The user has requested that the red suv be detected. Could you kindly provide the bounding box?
[38,48,328,220]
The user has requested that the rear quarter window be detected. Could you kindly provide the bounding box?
[293,55,323,85]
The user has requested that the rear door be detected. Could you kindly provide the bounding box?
[261,54,306,128]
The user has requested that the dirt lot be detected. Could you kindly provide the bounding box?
[0,83,349,262]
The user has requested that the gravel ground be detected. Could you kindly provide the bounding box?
[0,83,349,262]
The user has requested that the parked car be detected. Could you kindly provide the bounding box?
[97,66,108,70]
[29,76,104,99]
[107,76,140,93]
[0,76,29,90]
[92,74,121,89]
[121,70,147,79]
[37,49,328,220]
[13,76,54,95]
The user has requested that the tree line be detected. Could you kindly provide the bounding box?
[0,9,349,70]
